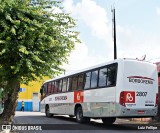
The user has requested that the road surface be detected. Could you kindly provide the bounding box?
[11,111,159,133]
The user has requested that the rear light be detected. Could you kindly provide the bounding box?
[119,91,126,106]
[155,93,159,107]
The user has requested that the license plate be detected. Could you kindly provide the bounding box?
[138,110,145,114]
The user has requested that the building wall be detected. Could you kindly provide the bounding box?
[17,77,49,111]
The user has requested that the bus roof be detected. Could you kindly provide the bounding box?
[44,58,154,84]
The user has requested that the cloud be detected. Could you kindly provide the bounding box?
[62,0,73,13]
[63,0,111,44]
[62,0,160,73]
[62,0,111,73]
[62,41,107,73]
[156,8,160,15]
[117,25,160,61]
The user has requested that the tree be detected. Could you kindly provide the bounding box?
[0,0,80,124]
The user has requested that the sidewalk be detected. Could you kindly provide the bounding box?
[116,118,160,127]
[116,118,149,124]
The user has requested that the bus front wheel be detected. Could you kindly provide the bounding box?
[45,106,53,118]
[102,117,116,125]
[75,107,90,123]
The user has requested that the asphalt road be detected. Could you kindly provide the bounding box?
[11,111,159,133]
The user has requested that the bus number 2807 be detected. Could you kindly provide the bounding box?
[136,91,147,97]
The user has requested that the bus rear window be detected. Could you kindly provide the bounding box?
[98,64,117,87]
[99,67,107,87]
[107,65,117,86]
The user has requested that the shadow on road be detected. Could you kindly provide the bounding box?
[51,116,137,130]
[14,114,139,130]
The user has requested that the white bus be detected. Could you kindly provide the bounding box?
[40,58,158,124]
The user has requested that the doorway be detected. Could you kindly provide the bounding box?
[32,93,39,111]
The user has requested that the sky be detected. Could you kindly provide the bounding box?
[60,0,160,73]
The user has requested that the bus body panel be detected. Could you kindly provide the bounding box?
[40,59,158,118]
[41,92,75,115]
[116,60,158,117]
[83,87,116,117]
[41,87,116,117]
[115,104,157,117]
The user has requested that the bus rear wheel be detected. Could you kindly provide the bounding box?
[102,117,116,125]
[75,107,90,123]
[45,106,53,118]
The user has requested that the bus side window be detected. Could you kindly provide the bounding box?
[55,80,59,93]
[107,65,117,86]
[47,82,52,94]
[99,67,107,87]
[51,81,55,94]
[67,77,72,91]
[53,81,58,93]
[90,70,98,88]
[43,83,47,96]
[62,78,67,92]
[71,75,78,91]
[84,72,91,89]
[58,80,62,92]
[78,74,84,90]
[40,87,44,95]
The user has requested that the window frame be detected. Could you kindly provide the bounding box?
[43,63,118,93]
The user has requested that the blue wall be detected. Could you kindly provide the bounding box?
[16,101,40,111]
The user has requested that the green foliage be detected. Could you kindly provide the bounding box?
[0,0,80,85]
[0,89,3,99]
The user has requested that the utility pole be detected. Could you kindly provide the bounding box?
[111,7,117,60]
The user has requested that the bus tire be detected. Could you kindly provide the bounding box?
[75,107,90,123]
[102,117,116,125]
[45,105,53,118]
